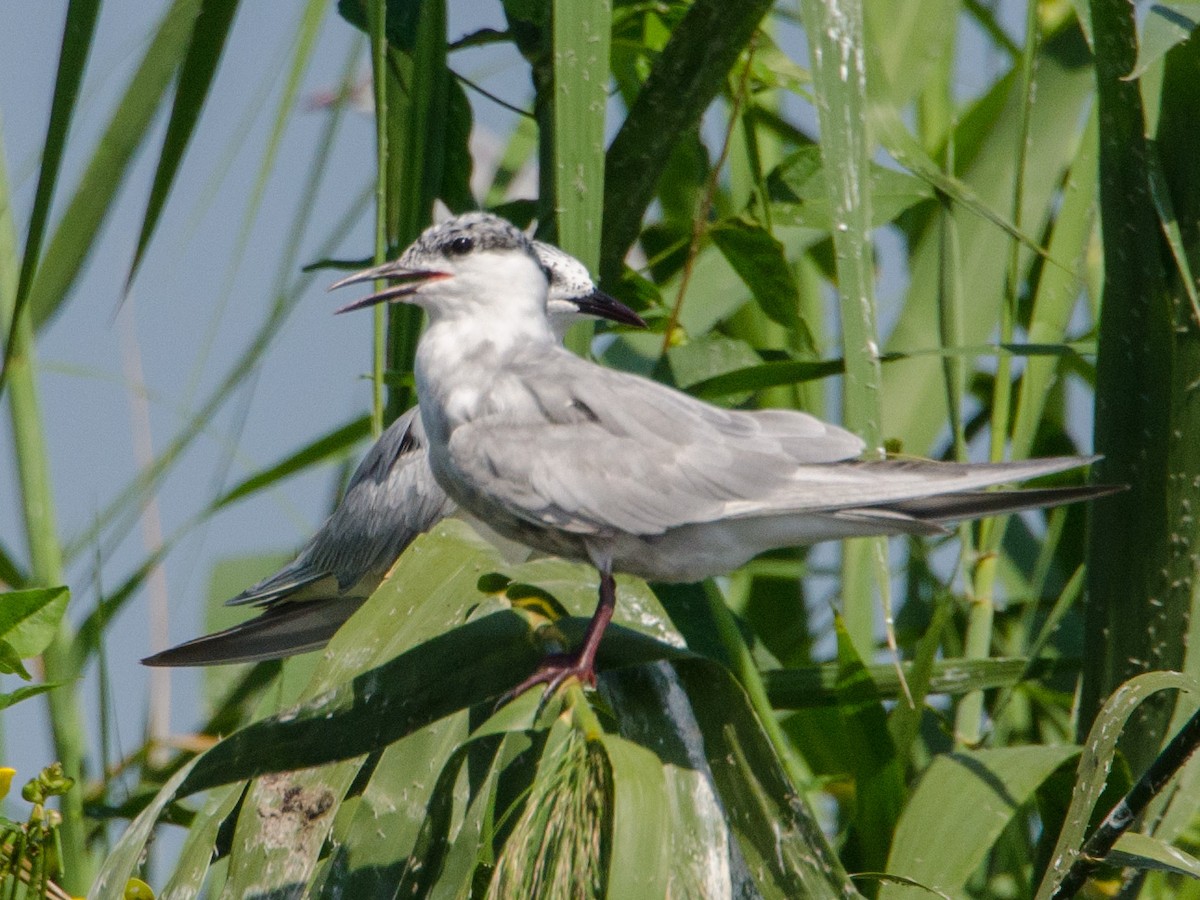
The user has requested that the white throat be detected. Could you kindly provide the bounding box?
[414,251,557,440]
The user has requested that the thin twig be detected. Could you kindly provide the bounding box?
[660,40,758,355]
[118,300,171,769]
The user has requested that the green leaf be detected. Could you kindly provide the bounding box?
[158,784,245,897]
[91,756,203,897]
[0,585,69,658]
[601,0,774,280]
[710,217,801,327]
[666,336,762,391]
[1037,672,1200,899]
[552,0,611,275]
[0,680,61,709]
[882,746,1080,899]
[7,0,100,357]
[125,0,242,290]
[673,659,855,898]
[210,415,371,511]
[1107,831,1200,877]
[0,640,31,680]
[1080,0,1187,777]
[688,357,845,399]
[600,733,671,898]
[174,523,683,797]
[767,145,934,231]
[1130,3,1200,80]
[27,0,206,330]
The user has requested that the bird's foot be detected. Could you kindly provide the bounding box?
[498,652,596,708]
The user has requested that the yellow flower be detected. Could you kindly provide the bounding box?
[0,768,15,802]
[124,878,155,900]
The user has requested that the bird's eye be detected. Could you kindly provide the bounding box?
[446,235,474,256]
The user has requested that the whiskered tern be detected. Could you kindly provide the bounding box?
[333,212,1117,699]
[144,241,642,667]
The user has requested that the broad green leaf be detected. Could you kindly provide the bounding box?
[0,585,69,658]
[89,757,202,900]
[882,746,1079,899]
[1080,0,1192,776]
[125,0,242,290]
[666,335,762,390]
[604,663,762,896]
[314,690,487,895]
[600,733,671,898]
[176,523,683,886]
[881,27,1095,456]
[710,217,801,327]
[1130,3,1200,79]
[27,0,206,331]
[800,0,887,660]
[157,784,245,898]
[767,145,933,231]
[673,244,756,338]
[673,659,856,898]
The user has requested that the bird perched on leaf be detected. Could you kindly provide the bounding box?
[144,241,643,667]
[331,212,1118,699]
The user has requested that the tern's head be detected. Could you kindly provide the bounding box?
[332,213,643,330]
[533,240,645,334]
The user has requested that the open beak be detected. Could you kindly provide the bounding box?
[329,260,450,314]
[572,289,647,328]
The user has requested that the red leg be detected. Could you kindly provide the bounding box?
[501,567,616,703]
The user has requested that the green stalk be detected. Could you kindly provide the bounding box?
[4,317,89,889]
[801,0,885,661]
[954,2,1039,750]
[0,123,89,892]
[366,0,389,437]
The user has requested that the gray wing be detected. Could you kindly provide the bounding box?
[449,351,1095,537]
[229,406,455,607]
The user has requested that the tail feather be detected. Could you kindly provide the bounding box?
[883,483,1124,523]
[142,596,366,667]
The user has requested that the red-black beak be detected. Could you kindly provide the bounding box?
[329,260,450,313]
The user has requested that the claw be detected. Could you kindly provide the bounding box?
[496,651,598,710]
[495,567,616,711]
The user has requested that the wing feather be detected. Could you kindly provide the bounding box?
[446,350,1094,538]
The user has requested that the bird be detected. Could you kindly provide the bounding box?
[143,241,644,667]
[330,212,1118,699]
